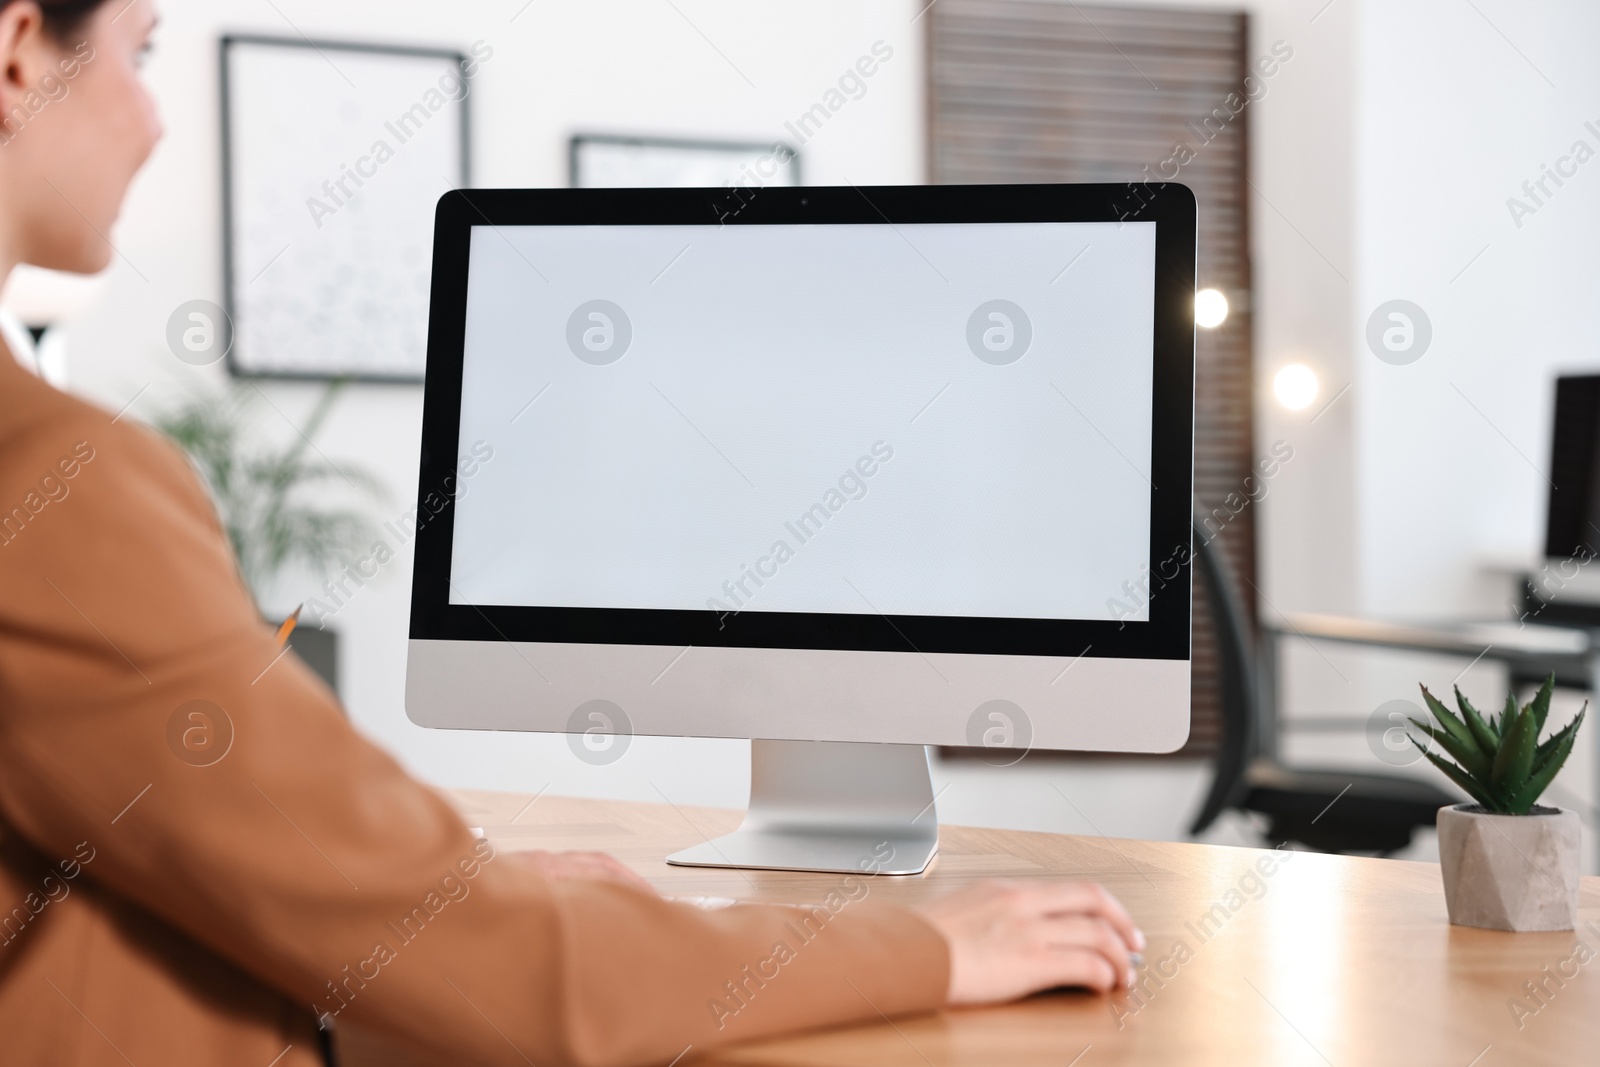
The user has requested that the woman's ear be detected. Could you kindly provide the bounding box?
[0,2,49,129]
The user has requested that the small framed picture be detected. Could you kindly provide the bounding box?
[570,133,800,190]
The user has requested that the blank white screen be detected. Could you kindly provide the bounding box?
[450,221,1155,622]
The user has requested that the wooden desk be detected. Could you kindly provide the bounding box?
[348,789,1600,1067]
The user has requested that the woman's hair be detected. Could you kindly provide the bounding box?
[0,0,106,42]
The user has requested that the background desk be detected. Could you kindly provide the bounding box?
[343,790,1600,1067]
[1261,613,1599,869]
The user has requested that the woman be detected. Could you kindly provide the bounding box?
[0,2,1145,1064]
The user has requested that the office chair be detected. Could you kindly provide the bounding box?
[1187,520,1458,855]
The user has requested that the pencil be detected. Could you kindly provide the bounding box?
[273,605,303,648]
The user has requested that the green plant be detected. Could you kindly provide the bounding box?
[152,383,383,608]
[1409,674,1586,815]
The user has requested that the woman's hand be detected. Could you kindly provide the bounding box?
[507,850,658,894]
[911,880,1145,1004]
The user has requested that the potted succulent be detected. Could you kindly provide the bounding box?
[1409,674,1585,931]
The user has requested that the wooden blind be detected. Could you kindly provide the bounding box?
[929,0,1256,756]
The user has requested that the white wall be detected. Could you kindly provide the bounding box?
[37,0,1595,839]
[1355,0,1600,615]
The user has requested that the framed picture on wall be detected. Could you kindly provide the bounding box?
[221,35,478,381]
[570,133,801,190]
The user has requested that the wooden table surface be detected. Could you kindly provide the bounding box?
[353,789,1600,1067]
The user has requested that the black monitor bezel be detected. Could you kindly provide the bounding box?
[411,183,1196,660]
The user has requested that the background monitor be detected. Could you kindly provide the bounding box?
[407,183,1197,872]
[1546,374,1600,560]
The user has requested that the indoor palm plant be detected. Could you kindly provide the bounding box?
[152,384,381,690]
[1409,674,1585,931]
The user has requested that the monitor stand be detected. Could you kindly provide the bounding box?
[666,739,939,875]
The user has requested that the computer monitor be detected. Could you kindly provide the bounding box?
[1545,374,1600,560]
[407,183,1197,874]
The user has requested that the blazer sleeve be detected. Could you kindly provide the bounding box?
[0,404,949,1067]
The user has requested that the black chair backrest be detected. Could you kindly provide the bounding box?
[1188,515,1261,835]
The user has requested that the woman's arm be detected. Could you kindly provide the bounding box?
[0,387,1141,1066]
[0,398,952,1066]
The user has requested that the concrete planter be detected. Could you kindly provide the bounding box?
[1436,804,1580,932]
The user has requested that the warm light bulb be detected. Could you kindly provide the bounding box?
[1195,288,1229,329]
[1273,363,1320,410]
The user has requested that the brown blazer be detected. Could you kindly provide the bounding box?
[0,352,948,1066]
